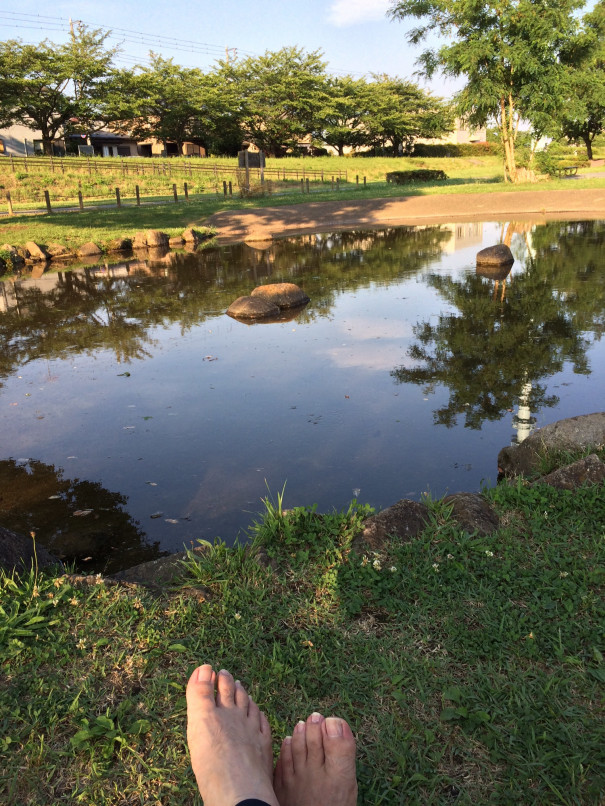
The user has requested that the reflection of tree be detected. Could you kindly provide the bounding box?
[0,226,451,384]
[0,459,160,574]
[391,221,604,430]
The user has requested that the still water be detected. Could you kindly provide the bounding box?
[1,219,604,572]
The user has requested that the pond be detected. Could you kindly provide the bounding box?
[1,218,604,573]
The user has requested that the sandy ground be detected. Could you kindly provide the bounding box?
[206,187,605,244]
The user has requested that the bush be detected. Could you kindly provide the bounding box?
[411,142,498,158]
[386,169,448,184]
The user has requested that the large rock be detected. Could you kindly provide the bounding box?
[227,295,281,319]
[353,499,430,552]
[46,243,71,258]
[499,412,605,477]
[77,242,103,257]
[146,230,169,248]
[537,454,605,490]
[442,492,499,535]
[476,243,514,266]
[132,231,148,249]
[110,545,211,591]
[182,228,205,243]
[107,238,132,253]
[24,241,49,261]
[251,282,310,309]
[0,526,62,573]
[169,236,185,248]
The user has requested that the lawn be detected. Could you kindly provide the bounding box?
[1,476,603,805]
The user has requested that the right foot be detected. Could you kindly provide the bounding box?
[273,712,358,806]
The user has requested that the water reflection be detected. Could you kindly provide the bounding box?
[1,220,603,572]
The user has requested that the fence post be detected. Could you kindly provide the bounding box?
[6,191,14,216]
[115,187,121,208]
[87,158,91,176]
[10,155,15,173]
[44,190,52,214]
[184,182,189,200]
[306,178,310,194]
[356,175,359,185]
[50,156,54,173]
[301,178,304,193]
[228,181,232,196]
[78,191,84,212]
[173,183,178,203]
[364,176,367,188]
[135,185,141,206]
[336,178,340,192]
[223,181,227,196]
[331,176,334,191]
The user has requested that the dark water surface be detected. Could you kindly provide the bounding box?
[1,219,604,572]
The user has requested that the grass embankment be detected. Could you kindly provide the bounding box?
[1,476,603,805]
[2,154,605,257]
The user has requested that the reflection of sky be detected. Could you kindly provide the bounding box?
[1,220,604,565]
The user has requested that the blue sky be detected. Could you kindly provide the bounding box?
[0,0,461,97]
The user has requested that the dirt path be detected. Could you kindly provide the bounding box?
[206,187,605,244]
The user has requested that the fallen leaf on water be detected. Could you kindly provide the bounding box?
[74,510,93,517]
[82,556,93,562]
[203,355,218,361]
[118,372,131,377]
[165,519,179,524]
[48,495,61,500]
[150,511,163,519]
[146,481,158,486]
[123,426,135,430]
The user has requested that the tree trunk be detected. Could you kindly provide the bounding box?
[338,144,344,157]
[582,135,593,161]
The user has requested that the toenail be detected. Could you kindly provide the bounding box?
[284,735,292,744]
[325,717,343,737]
[294,720,306,734]
[310,712,322,723]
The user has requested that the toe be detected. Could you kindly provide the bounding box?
[305,712,325,766]
[186,664,217,712]
[291,720,307,771]
[323,718,357,769]
[234,679,250,710]
[216,668,236,707]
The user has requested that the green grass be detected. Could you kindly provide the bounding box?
[1,480,603,805]
[2,153,605,256]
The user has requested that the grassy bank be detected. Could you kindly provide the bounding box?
[2,154,605,256]
[1,477,603,805]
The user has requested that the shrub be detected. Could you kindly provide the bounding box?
[386,169,448,184]
[411,142,498,158]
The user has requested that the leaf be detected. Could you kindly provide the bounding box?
[167,643,188,652]
[128,718,151,735]
[117,372,131,377]
[442,686,463,703]
[150,511,163,519]
[73,510,93,517]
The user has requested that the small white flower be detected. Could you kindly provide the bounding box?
[447,554,454,560]
[361,556,369,567]
[372,559,382,570]
[389,566,397,573]
[485,550,494,557]
[234,612,242,621]
[560,571,569,578]
[432,563,440,571]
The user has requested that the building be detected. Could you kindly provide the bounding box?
[0,124,65,156]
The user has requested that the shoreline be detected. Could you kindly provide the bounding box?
[206,187,605,243]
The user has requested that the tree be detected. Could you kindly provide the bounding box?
[0,24,121,154]
[388,0,585,181]
[223,47,330,156]
[554,1,605,159]
[364,74,453,155]
[318,76,373,155]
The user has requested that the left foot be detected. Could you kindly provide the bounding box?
[186,664,279,806]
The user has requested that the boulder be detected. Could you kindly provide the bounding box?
[145,230,169,248]
[498,412,605,477]
[107,238,132,253]
[476,243,514,267]
[353,499,430,552]
[132,231,148,249]
[45,243,71,258]
[110,545,211,591]
[537,454,605,490]
[442,492,499,536]
[169,236,185,247]
[24,241,49,261]
[476,263,513,281]
[0,525,62,573]
[182,227,204,243]
[227,295,281,319]
[77,242,103,257]
[251,282,310,309]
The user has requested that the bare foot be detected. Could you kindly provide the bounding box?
[274,712,358,806]
[186,664,279,806]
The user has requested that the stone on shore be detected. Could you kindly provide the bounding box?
[169,236,185,247]
[354,499,431,551]
[251,282,310,308]
[182,228,204,243]
[442,492,499,535]
[227,296,281,319]
[498,412,605,477]
[46,243,71,258]
[77,242,103,257]
[537,453,605,490]
[0,525,62,574]
[107,238,132,253]
[146,230,169,248]
[132,231,148,249]
[110,545,211,593]
[24,241,49,261]
[476,243,514,266]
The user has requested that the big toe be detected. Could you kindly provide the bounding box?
[186,664,217,714]
[324,718,357,772]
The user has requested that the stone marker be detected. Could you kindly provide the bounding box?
[227,295,281,319]
[476,243,514,266]
[251,282,310,308]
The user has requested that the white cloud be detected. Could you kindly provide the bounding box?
[327,0,392,27]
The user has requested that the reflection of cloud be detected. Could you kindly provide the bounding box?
[320,317,415,370]
[340,318,413,340]
[327,0,391,26]
[324,344,416,371]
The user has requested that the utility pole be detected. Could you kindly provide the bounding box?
[225,47,237,64]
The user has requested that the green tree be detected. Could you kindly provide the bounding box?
[0,24,121,154]
[388,0,585,181]
[223,47,329,156]
[318,75,373,155]
[554,1,605,159]
[364,74,453,155]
